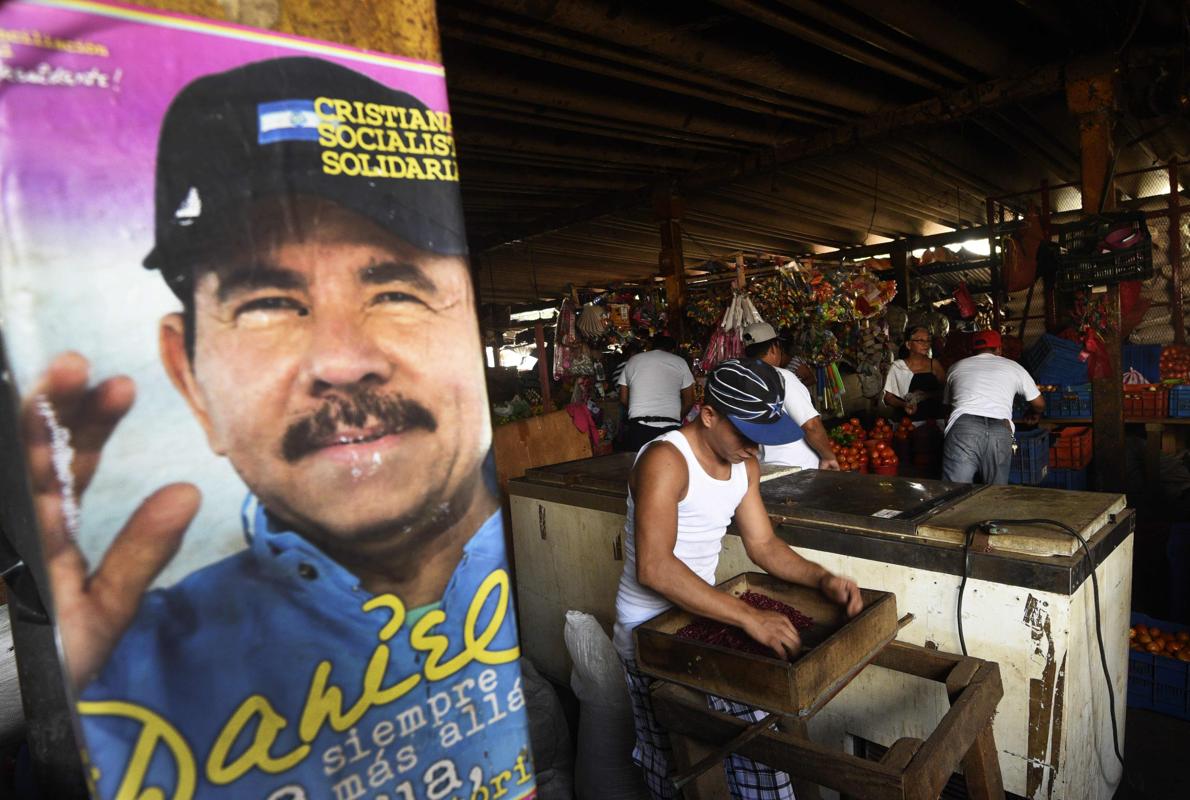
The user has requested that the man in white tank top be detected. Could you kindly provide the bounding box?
[615,358,863,800]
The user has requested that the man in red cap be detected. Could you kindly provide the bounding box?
[942,330,1045,484]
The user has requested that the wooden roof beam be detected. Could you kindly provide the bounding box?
[440,11,839,125]
[770,0,974,85]
[445,51,792,148]
[707,0,951,91]
[472,57,1066,251]
[836,0,1020,77]
[454,129,705,171]
[470,0,886,114]
[451,94,748,153]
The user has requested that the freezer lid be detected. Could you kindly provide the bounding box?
[916,484,1127,556]
[519,451,635,494]
[760,470,978,535]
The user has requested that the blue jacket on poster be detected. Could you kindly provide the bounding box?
[78,495,536,800]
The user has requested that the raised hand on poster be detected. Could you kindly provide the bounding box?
[22,351,199,690]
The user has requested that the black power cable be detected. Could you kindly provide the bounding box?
[956,518,1126,771]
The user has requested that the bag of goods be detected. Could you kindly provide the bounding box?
[552,298,578,380]
[952,281,977,319]
[577,302,608,340]
[699,291,760,371]
[564,612,649,800]
[1123,368,1147,385]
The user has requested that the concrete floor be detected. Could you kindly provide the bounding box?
[1113,707,1190,799]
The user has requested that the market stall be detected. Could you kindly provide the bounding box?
[509,456,1132,800]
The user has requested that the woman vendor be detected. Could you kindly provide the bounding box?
[883,326,947,420]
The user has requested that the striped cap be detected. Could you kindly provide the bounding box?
[705,358,803,446]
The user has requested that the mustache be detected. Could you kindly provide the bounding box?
[281,391,437,463]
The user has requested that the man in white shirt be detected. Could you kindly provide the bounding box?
[942,330,1045,484]
[742,323,839,471]
[615,358,861,799]
[617,334,695,451]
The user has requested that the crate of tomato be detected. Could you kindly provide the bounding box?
[828,419,869,473]
[1161,345,1190,382]
[1123,384,1169,419]
[1129,612,1190,721]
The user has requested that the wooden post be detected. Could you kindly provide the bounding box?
[535,321,552,410]
[892,240,910,309]
[985,198,1001,320]
[669,733,731,799]
[655,188,688,341]
[1039,179,1051,233]
[1067,63,1125,492]
[1035,179,1053,341]
[1170,158,1185,345]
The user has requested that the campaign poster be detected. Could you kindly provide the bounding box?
[0,1,537,798]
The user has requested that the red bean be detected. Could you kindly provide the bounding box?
[675,592,814,657]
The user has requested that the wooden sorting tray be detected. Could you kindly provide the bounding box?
[634,572,898,717]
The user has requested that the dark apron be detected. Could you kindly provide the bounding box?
[614,415,680,452]
[908,363,944,422]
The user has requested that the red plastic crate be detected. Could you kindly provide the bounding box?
[1050,426,1092,469]
[1123,384,1169,419]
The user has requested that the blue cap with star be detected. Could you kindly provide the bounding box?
[704,358,803,446]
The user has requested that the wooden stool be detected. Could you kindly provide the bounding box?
[650,640,1005,800]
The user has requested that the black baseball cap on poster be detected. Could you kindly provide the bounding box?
[705,358,803,446]
[143,56,467,298]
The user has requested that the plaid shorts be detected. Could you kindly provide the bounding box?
[622,658,796,800]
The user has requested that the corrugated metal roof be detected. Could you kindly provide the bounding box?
[442,0,1190,303]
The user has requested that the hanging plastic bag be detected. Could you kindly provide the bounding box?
[1122,367,1147,385]
[953,281,977,319]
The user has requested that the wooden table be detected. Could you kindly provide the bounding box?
[650,640,1005,800]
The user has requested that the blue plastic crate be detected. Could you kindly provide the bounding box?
[1129,612,1190,721]
[1009,428,1049,485]
[1040,467,1088,490]
[1041,384,1092,418]
[1123,344,1162,383]
[1170,385,1190,418]
[1024,334,1089,385]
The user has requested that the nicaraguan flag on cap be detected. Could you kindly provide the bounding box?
[257,99,321,144]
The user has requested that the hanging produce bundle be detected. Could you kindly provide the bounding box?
[576,302,608,341]
[632,291,666,335]
[687,286,733,328]
[851,319,893,399]
[750,274,805,330]
[839,267,898,319]
[700,291,762,372]
[608,302,632,331]
[551,297,578,380]
[789,326,842,368]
